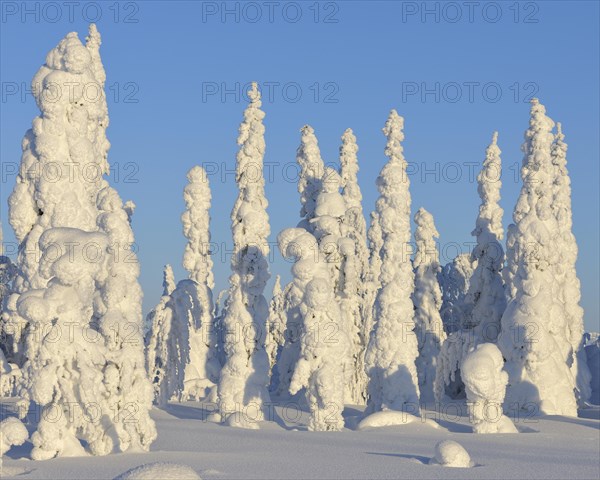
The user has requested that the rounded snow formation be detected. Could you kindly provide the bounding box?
[357,411,440,430]
[113,463,201,480]
[0,417,29,450]
[429,440,473,468]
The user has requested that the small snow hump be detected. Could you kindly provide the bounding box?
[113,462,201,480]
[429,440,473,468]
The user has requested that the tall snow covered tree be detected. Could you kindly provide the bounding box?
[364,110,420,414]
[465,132,506,342]
[311,166,358,404]
[218,83,271,428]
[273,126,327,396]
[339,128,370,405]
[279,228,349,431]
[7,26,155,458]
[435,133,506,402]
[412,208,446,404]
[145,265,181,406]
[550,123,591,405]
[498,99,577,416]
[180,165,220,399]
[296,125,326,232]
[363,210,383,349]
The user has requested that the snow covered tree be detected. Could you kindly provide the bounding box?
[311,166,360,404]
[435,133,507,403]
[464,132,506,343]
[364,110,420,414]
[296,125,326,232]
[438,253,475,333]
[363,211,383,348]
[412,208,446,403]
[339,128,370,405]
[181,166,220,399]
[7,26,155,458]
[273,126,329,396]
[145,265,186,406]
[272,281,303,397]
[550,123,591,405]
[279,228,349,431]
[498,99,577,416]
[218,83,271,428]
[265,275,286,374]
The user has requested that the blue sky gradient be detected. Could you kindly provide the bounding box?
[1,1,598,331]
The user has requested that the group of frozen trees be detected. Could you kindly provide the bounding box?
[0,24,592,459]
[435,100,591,418]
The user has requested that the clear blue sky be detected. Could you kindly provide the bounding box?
[1,1,598,331]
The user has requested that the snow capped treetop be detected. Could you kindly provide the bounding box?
[414,207,440,270]
[513,98,556,226]
[376,110,412,284]
[297,125,326,226]
[383,110,405,167]
[182,165,214,288]
[163,264,176,296]
[272,274,282,297]
[472,131,503,244]
[85,23,106,86]
[231,82,270,261]
[340,128,361,210]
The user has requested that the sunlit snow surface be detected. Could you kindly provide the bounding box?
[1,397,598,480]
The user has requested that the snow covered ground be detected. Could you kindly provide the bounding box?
[2,397,598,480]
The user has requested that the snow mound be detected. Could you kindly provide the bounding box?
[0,417,29,450]
[0,417,29,469]
[113,463,201,480]
[357,411,440,430]
[429,440,473,468]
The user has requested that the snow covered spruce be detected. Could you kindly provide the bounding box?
[498,99,579,416]
[5,25,156,459]
[364,110,421,416]
[412,208,446,404]
[435,132,505,403]
[217,82,272,428]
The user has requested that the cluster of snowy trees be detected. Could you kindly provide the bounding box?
[0,25,594,458]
